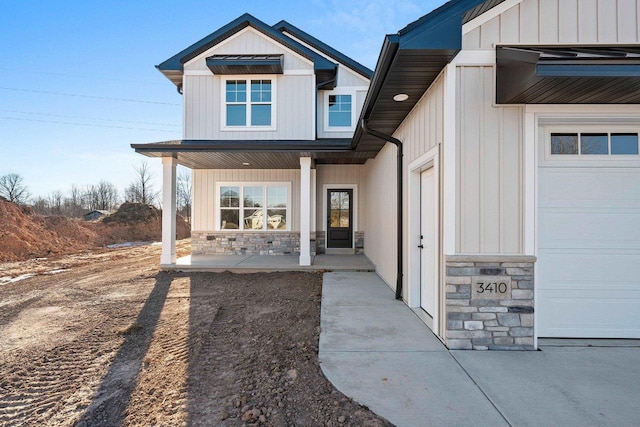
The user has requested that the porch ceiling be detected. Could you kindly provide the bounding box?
[131,139,376,169]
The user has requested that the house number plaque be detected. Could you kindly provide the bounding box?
[471,276,511,299]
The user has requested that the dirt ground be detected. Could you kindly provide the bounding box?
[0,240,392,426]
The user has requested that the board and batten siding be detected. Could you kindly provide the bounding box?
[315,165,367,231]
[192,169,301,231]
[456,66,523,254]
[184,74,314,140]
[183,27,315,140]
[316,90,367,139]
[394,75,444,164]
[363,143,397,288]
[185,27,313,71]
[463,0,640,48]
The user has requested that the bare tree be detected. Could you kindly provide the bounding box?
[0,173,30,204]
[125,161,158,205]
[177,170,192,223]
[85,181,119,211]
[48,191,64,215]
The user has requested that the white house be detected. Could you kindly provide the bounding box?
[134,0,640,350]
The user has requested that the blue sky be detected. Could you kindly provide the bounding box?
[0,0,441,200]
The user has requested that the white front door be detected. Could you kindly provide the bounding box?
[420,168,437,317]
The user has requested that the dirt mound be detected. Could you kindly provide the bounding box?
[0,199,97,262]
[0,200,190,262]
[97,203,190,245]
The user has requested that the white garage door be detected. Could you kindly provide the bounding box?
[538,131,640,338]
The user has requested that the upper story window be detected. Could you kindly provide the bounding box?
[324,90,356,132]
[223,77,276,130]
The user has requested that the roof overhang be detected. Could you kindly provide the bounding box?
[206,54,284,74]
[131,139,377,169]
[496,46,640,103]
[351,0,491,153]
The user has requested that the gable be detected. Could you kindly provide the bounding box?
[184,27,313,72]
[463,0,640,49]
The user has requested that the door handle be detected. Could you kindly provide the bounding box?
[417,244,424,249]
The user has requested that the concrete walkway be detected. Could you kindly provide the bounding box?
[320,272,640,427]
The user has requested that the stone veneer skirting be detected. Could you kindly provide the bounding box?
[445,255,536,351]
[192,231,312,256]
[193,231,365,256]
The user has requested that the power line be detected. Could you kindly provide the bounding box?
[0,109,180,127]
[0,86,180,106]
[0,116,181,133]
[0,67,172,87]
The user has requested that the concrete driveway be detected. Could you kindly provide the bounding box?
[320,272,640,427]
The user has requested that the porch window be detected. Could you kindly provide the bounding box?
[219,184,288,230]
[223,78,274,129]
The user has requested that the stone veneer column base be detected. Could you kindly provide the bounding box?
[445,255,536,351]
[314,231,365,255]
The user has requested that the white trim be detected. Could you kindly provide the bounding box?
[449,50,495,66]
[442,63,457,255]
[321,184,358,249]
[407,146,440,340]
[462,0,524,35]
[524,111,536,256]
[184,70,214,76]
[283,69,315,75]
[220,75,277,131]
[184,26,314,69]
[215,181,292,232]
[323,88,357,133]
[311,73,317,139]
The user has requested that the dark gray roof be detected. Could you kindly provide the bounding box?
[461,0,507,23]
[156,14,337,89]
[273,20,373,79]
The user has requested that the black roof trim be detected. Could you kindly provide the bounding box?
[352,0,491,152]
[132,139,355,153]
[156,13,336,87]
[461,0,507,24]
[273,20,373,79]
[496,45,640,103]
[206,54,284,74]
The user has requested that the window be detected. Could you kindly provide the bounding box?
[328,95,351,127]
[324,91,356,131]
[223,77,275,129]
[218,184,288,230]
[551,132,639,156]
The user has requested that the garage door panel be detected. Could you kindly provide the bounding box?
[538,151,640,338]
[537,250,640,290]
[538,293,640,338]
[539,168,640,209]
[539,210,640,249]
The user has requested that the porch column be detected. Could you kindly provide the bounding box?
[299,157,312,266]
[161,156,178,265]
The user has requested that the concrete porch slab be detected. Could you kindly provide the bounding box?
[163,254,375,273]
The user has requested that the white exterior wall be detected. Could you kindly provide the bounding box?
[192,169,301,231]
[363,143,397,287]
[315,165,367,232]
[456,66,524,254]
[183,28,315,140]
[463,0,640,48]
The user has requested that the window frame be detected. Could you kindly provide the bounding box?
[543,126,640,166]
[323,89,357,132]
[215,182,292,231]
[221,75,277,131]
